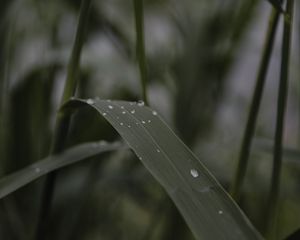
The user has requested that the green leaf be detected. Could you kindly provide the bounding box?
[0,141,124,199]
[64,98,263,240]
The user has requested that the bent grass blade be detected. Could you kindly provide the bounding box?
[0,141,124,199]
[63,98,263,240]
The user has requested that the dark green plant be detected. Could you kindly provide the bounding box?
[0,0,299,239]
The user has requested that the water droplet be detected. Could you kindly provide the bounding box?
[130,102,134,106]
[120,122,124,126]
[86,99,94,105]
[137,100,144,106]
[152,111,157,116]
[218,210,223,215]
[108,105,113,109]
[156,149,161,153]
[148,120,151,123]
[138,156,143,160]
[131,110,135,114]
[120,106,125,109]
[128,125,131,128]
[35,167,41,173]
[190,169,199,178]
[142,121,146,124]
[107,99,111,102]
[102,112,107,116]
[122,111,126,114]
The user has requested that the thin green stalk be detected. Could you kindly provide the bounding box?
[133,0,149,105]
[35,0,92,239]
[265,1,294,238]
[0,23,14,177]
[230,6,282,201]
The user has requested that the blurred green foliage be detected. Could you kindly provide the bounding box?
[0,0,299,239]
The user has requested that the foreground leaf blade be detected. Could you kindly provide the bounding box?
[0,141,123,199]
[67,99,263,240]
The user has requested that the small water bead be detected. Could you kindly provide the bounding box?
[106,99,111,102]
[156,149,161,153]
[120,122,124,126]
[108,105,114,109]
[127,125,131,128]
[218,210,223,215]
[148,120,151,123]
[137,100,144,106]
[152,111,157,116]
[142,121,146,124]
[190,169,199,178]
[122,111,126,114]
[102,112,107,116]
[35,167,41,173]
[120,106,125,109]
[130,110,135,114]
[86,99,94,105]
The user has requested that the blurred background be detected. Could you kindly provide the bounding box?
[0,0,299,239]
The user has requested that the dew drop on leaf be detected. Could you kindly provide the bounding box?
[86,99,94,105]
[108,105,113,109]
[131,110,135,114]
[190,169,199,178]
[137,100,144,106]
[152,111,157,116]
[218,210,223,215]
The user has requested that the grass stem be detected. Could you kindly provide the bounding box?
[35,0,92,239]
[133,0,149,105]
[265,0,294,238]
[230,6,282,201]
